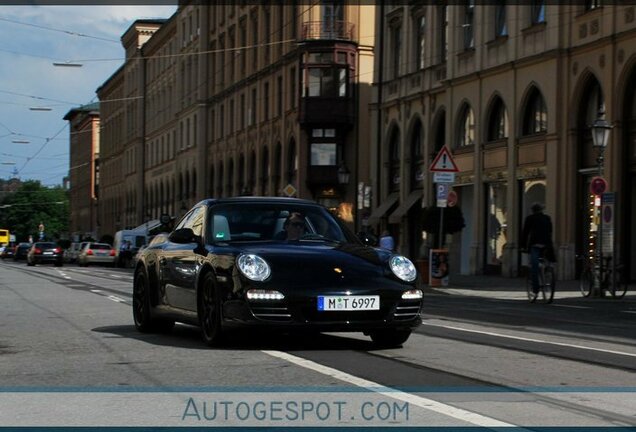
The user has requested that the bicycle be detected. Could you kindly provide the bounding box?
[579,255,628,299]
[525,251,555,304]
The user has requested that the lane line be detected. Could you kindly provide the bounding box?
[262,350,514,428]
[553,305,589,309]
[107,295,126,303]
[423,322,636,357]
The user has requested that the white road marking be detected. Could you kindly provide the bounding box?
[423,322,636,357]
[553,304,589,309]
[107,295,126,303]
[623,311,636,315]
[90,289,103,293]
[109,274,121,278]
[262,350,514,428]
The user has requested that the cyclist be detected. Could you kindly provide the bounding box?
[522,202,555,296]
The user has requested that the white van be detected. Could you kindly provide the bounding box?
[113,230,148,267]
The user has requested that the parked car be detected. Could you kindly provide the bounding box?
[78,242,115,267]
[1,245,15,259]
[13,242,32,261]
[133,197,422,348]
[26,242,64,266]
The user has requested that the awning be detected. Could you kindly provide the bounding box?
[388,190,423,224]
[367,192,399,226]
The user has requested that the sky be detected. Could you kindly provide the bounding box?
[0,5,177,187]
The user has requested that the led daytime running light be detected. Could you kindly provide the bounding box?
[402,289,423,300]
[246,289,285,301]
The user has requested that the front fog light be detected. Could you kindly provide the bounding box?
[402,289,423,300]
[389,255,417,282]
[246,289,285,301]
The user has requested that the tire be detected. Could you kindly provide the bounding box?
[580,267,593,297]
[610,268,628,299]
[539,266,555,304]
[369,329,411,348]
[199,272,223,346]
[133,268,174,333]
[526,274,537,303]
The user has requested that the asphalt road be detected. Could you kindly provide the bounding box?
[1,259,635,428]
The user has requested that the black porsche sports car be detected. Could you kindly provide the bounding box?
[133,197,422,347]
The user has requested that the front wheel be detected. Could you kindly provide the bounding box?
[580,267,593,297]
[199,272,223,346]
[369,329,411,348]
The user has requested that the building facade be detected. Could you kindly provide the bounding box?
[96,3,375,237]
[64,102,100,241]
[371,3,636,280]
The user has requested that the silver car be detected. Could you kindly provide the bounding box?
[78,242,115,267]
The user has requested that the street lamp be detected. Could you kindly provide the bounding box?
[337,161,351,186]
[590,106,613,297]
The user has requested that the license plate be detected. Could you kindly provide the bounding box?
[317,295,380,311]
[43,251,53,255]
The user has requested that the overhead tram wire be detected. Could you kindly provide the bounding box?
[0,16,120,43]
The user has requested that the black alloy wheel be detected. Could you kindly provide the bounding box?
[199,272,223,346]
[133,268,174,333]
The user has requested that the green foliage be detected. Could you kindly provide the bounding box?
[421,206,466,235]
[0,180,69,242]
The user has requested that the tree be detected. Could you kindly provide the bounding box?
[421,206,466,247]
[0,180,69,242]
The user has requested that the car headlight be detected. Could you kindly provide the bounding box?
[236,254,271,281]
[389,255,417,282]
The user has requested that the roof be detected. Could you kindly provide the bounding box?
[63,102,100,120]
[197,197,319,206]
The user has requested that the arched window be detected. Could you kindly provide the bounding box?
[217,162,224,197]
[456,104,475,148]
[261,146,270,196]
[191,170,197,199]
[287,138,297,185]
[238,155,245,194]
[410,120,424,190]
[522,88,547,135]
[274,142,282,193]
[388,127,401,193]
[487,97,509,141]
[249,151,256,194]
[227,159,234,196]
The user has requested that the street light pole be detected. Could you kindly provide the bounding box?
[590,106,612,297]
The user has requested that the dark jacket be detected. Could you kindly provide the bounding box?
[522,212,553,249]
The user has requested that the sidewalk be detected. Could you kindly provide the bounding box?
[423,274,592,301]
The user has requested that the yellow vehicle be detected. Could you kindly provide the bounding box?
[0,229,9,246]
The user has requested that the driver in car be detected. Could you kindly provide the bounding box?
[279,212,305,241]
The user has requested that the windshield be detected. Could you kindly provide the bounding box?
[206,203,358,244]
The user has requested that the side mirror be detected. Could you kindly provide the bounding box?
[169,228,200,245]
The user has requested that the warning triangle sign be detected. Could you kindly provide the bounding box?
[429,147,459,172]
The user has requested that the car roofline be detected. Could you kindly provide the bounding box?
[196,197,319,207]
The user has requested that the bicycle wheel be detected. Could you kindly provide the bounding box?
[610,268,628,299]
[539,266,555,304]
[526,273,537,303]
[580,267,593,297]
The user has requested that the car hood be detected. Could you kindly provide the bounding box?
[220,242,397,287]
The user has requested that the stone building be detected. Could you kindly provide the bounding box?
[64,102,100,240]
[370,3,636,280]
[96,3,376,236]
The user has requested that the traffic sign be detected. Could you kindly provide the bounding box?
[430,147,459,172]
[447,190,458,207]
[436,183,449,207]
[282,184,297,197]
[590,176,607,196]
[433,172,455,183]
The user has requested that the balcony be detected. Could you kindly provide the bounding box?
[299,96,354,126]
[301,21,355,41]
